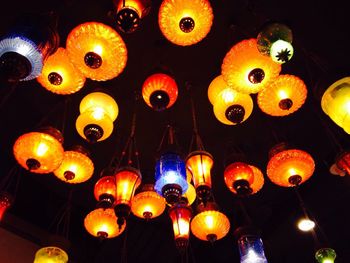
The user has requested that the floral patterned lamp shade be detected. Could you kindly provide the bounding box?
[33,247,68,263]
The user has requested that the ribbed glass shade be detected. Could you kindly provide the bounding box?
[158,0,213,46]
[169,203,192,241]
[115,168,142,206]
[222,39,281,94]
[186,151,213,189]
[84,208,125,238]
[257,74,307,116]
[66,22,127,81]
[94,175,116,202]
[37,47,85,95]
[248,165,265,195]
[34,247,68,263]
[224,162,254,195]
[208,75,230,105]
[238,235,268,263]
[321,77,350,134]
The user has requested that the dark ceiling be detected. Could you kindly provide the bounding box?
[0,0,350,262]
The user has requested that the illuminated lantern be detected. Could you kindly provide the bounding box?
[0,14,59,82]
[247,165,265,195]
[257,74,307,116]
[190,202,230,243]
[76,92,119,143]
[13,127,64,174]
[297,218,315,232]
[131,184,166,220]
[142,73,178,111]
[84,208,125,239]
[114,0,151,33]
[0,192,12,221]
[180,182,196,206]
[158,0,214,46]
[37,48,85,95]
[257,23,294,63]
[321,77,350,134]
[208,75,229,105]
[335,151,350,176]
[33,247,68,263]
[155,152,188,205]
[94,175,116,209]
[169,203,192,252]
[267,144,315,187]
[53,146,94,184]
[315,248,336,263]
[224,162,254,196]
[66,22,127,81]
[221,39,281,94]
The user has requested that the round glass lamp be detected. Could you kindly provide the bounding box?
[315,248,336,263]
[336,151,350,176]
[94,175,116,209]
[169,203,192,252]
[224,162,254,196]
[208,75,230,105]
[33,247,68,263]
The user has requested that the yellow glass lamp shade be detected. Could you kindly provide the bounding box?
[267,147,315,187]
[208,75,230,105]
[181,182,196,206]
[257,74,307,116]
[213,88,253,125]
[142,73,178,111]
[169,203,192,251]
[131,184,166,220]
[53,147,94,184]
[224,162,254,196]
[221,38,281,94]
[79,92,119,119]
[94,175,116,208]
[321,77,350,134]
[84,208,125,239]
[37,48,86,95]
[34,247,68,263]
[13,127,64,174]
[248,165,265,195]
[158,0,214,46]
[66,22,127,81]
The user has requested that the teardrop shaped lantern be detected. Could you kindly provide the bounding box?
[84,208,125,239]
[131,184,166,220]
[33,246,68,263]
[66,22,127,81]
[221,39,281,94]
[267,143,315,187]
[13,127,64,174]
[158,0,214,46]
[0,192,12,221]
[94,174,116,209]
[76,92,119,143]
[142,73,178,111]
[224,162,254,196]
[37,47,86,95]
[315,248,337,263]
[321,77,350,134]
[53,146,94,184]
[257,74,307,116]
[169,203,192,252]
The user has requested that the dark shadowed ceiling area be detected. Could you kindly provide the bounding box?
[0,0,350,262]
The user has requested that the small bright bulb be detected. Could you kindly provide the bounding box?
[298,218,315,232]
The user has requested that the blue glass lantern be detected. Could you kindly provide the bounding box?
[155,152,188,205]
[238,234,268,263]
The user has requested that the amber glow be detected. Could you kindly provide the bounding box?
[37,48,86,95]
[115,168,142,206]
[181,182,196,205]
[257,74,307,116]
[186,151,213,189]
[34,247,68,263]
[116,0,144,17]
[248,165,265,194]
[66,22,127,81]
[224,162,254,193]
[169,204,192,240]
[208,75,231,105]
[158,0,214,46]
[94,175,116,201]
[0,193,12,221]
[336,151,350,175]
[222,39,281,94]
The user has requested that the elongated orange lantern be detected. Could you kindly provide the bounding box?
[169,203,192,252]
[94,175,116,209]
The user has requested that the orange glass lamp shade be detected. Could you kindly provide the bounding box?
[221,39,281,94]
[37,47,85,95]
[267,146,315,187]
[66,22,127,81]
[169,203,192,251]
[158,0,214,46]
[131,184,166,220]
[336,151,350,176]
[257,74,307,116]
[76,92,119,143]
[33,246,68,263]
[84,208,125,239]
[0,192,12,221]
[247,165,265,195]
[53,146,94,184]
[13,127,64,173]
[208,75,230,105]
[224,162,254,196]
[180,182,196,206]
[94,175,116,209]
[142,73,178,111]
[321,77,350,134]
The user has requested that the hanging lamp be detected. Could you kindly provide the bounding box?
[180,182,196,206]
[0,192,12,221]
[321,76,350,134]
[33,247,68,263]
[66,22,127,81]
[257,74,307,116]
[315,248,337,263]
[76,92,119,143]
[158,0,214,46]
[13,127,64,174]
[37,47,85,95]
[335,150,350,176]
[94,169,117,209]
[221,38,281,94]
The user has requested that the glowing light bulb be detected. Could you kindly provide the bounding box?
[278,89,289,99]
[297,218,315,232]
[93,45,103,56]
[36,143,49,156]
[205,215,214,229]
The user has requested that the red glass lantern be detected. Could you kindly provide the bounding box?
[94,175,116,209]
[224,162,254,196]
[335,151,350,176]
[169,203,192,252]
[0,192,12,221]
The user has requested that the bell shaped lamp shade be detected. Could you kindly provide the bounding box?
[321,77,350,134]
[222,38,281,94]
[13,127,64,174]
[33,247,68,263]
[224,162,254,196]
[94,175,116,209]
[336,151,350,176]
[257,74,307,116]
[84,208,125,239]
[238,234,268,263]
[155,152,188,205]
[315,248,336,263]
[53,146,94,184]
[37,48,85,95]
[131,184,166,220]
[0,192,12,221]
[142,73,178,111]
[158,0,214,46]
[66,22,127,81]
[169,203,192,252]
